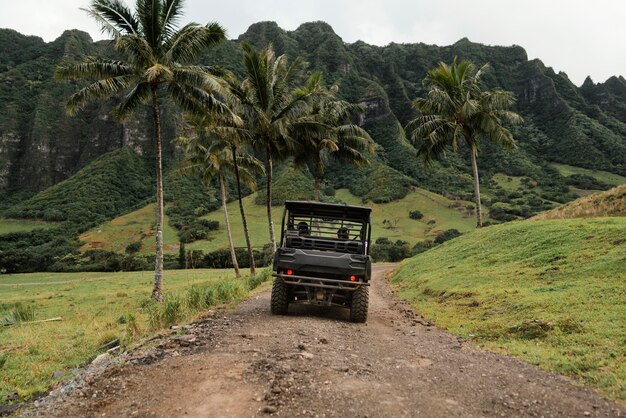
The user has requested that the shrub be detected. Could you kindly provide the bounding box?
[434,229,462,244]
[408,210,424,220]
[565,174,610,190]
[371,237,411,262]
[125,241,142,254]
[412,240,435,254]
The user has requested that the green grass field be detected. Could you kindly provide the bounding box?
[0,268,269,402]
[80,188,477,255]
[79,204,180,254]
[491,173,527,192]
[552,163,626,186]
[334,188,476,242]
[0,218,55,235]
[391,217,626,400]
[187,188,476,251]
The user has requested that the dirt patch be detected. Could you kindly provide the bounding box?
[15,265,624,417]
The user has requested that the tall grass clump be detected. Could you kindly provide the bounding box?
[1,303,35,326]
[145,294,185,330]
[185,285,206,311]
[246,269,271,291]
[215,279,247,302]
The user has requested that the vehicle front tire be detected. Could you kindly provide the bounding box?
[349,285,369,323]
[270,278,289,315]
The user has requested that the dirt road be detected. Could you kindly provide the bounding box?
[25,265,623,417]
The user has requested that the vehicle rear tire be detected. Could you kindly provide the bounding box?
[349,285,369,323]
[270,278,289,315]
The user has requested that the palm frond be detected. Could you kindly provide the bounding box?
[66,76,133,115]
[56,57,135,80]
[136,0,163,50]
[115,82,151,119]
[114,35,155,67]
[88,0,140,37]
[165,22,225,64]
[160,0,184,40]
[167,83,227,115]
[242,42,272,111]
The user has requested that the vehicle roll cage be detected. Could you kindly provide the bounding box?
[279,200,372,255]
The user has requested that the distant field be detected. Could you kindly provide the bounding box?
[491,173,527,192]
[80,188,477,255]
[0,218,55,235]
[187,188,476,252]
[79,204,179,254]
[0,268,268,402]
[534,184,626,220]
[334,188,476,242]
[552,163,626,186]
[391,217,626,400]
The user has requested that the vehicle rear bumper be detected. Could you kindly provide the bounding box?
[272,273,369,291]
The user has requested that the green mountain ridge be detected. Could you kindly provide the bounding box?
[0,22,624,201]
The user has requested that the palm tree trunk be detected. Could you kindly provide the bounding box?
[220,173,240,278]
[266,145,277,253]
[314,175,320,201]
[150,85,164,303]
[232,146,255,275]
[314,159,322,201]
[470,144,483,228]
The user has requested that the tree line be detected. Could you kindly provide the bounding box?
[57,0,520,301]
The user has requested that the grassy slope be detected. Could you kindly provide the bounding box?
[533,184,626,220]
[552,163,626,186]
[187,187,476,252]
[5,147,153,225]
[0,218,55,235]
[79,204,179,255]
[80,188,476,254]
[334,188,476,242]
[492,173,526,192]
[391,218,626,399]
[0,268,269,401]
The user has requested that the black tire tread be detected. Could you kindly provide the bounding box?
[270,278,289,315]
[350,285,369,323]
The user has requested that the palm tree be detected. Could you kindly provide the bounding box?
[406,58,523,227]
[235,43,323,253]
[294,87,375,200]
[188,100,264,275]
[176,129,262,278]
[56,0,227,301]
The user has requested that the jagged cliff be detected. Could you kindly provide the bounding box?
[0,22,625,198]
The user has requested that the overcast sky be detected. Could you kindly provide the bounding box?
[1,0,624,86]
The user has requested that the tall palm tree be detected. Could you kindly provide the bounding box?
[235,43,323,253]
[176,130,262,278]
[56,0,227,301]
[406,58,523,227]
[294,88,375,200]
[187,104,264,275]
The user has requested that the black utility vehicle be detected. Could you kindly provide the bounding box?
[271,200,373,322]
